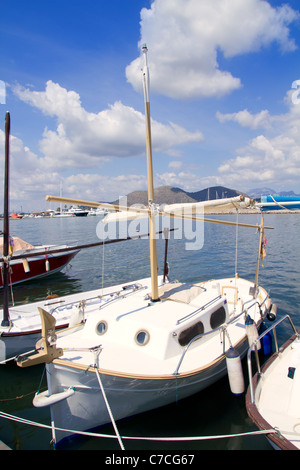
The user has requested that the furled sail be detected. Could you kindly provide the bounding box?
[101,196,254,224]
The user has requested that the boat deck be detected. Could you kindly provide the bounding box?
[256,338,300,449]
[54,277,266,376]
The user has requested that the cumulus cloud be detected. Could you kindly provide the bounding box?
[217,89,300,189]
[126,0,299,99]
[216,109,276,130]
[0,127,148,209]
[13,80,203,170]
[2,80,203,210]
[155,170,222,194]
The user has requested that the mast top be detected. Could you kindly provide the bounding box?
[142,44,150,103]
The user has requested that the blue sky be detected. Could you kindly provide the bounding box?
[1,0,300,212]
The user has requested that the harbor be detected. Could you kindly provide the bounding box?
[0,212,299,450]
[1,0,300,453]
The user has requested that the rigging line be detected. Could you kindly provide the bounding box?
[0,410,278,442]
[270,194,291,210]
[94,365,125,450]
[8,268,15,307]
[101,237,105,295]
[234,210,239,311]
[235,210,239,275]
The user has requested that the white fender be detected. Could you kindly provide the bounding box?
[245,315,261,351]
[33,388,75,408]
[226,347,245,395]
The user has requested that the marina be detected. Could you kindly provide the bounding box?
[1,51,300,451]
[0,212,299,450]
[0,50,278,453]
[1,0,300,453]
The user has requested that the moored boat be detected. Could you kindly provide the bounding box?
[68,206,89,217]
[0,236,79,287]
[19,274,272,447]
[10,211,23,219]
[0,277,151,362]
[246,315,300,450]
[16,45,275,449]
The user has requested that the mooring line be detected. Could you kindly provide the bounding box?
[0,409,277,447]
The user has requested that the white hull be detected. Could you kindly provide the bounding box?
[33,276,269,446]
[46,354,234,446]
[246,317,300,450]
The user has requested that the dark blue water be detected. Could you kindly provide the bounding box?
[0,213,299,450]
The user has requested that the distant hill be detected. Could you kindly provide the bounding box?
[248,188,300,199]
[112,185,246,206]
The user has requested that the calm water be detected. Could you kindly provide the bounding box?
[0,213,299,451]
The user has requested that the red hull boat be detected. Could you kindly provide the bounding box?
[0,237,80,287]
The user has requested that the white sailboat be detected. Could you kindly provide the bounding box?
[16,46,275,448]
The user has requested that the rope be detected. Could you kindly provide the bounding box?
[0,349,36,365]
[234,210,239,279]
[101,237,105,294]
[234,210,239,313]
[0,410,278,445]
[94,366,125,450]
[270,195,292,211]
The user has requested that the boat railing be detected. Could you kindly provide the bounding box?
[247,314,299,404]
[49,283,147,316]
[176,295,222,325]
[173,293,271,375]
[173,301,256,375]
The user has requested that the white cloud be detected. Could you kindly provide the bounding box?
[217,89,300,190]
[216,109,275,130]
[168,161,183,170]
[13,80,203,171]
[0,81,6,104]
[0,127,148,209]
[126,0,298,99]
[155,170,222,193]
[3,80,203,210]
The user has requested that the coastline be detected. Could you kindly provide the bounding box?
[204,208,300,214]
[1,209,300,220]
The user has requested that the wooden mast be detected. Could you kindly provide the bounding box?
[2,112,10,326]
[142,45,159,301]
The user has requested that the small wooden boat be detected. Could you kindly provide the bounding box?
[246,315,300,450]
[0,236,80,287]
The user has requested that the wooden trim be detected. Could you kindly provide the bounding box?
[53,346,229,380]
[246,332,300,450]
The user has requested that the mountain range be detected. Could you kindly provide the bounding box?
[112,185,246,206]
[112,185,300,206]
[247,188,300,199]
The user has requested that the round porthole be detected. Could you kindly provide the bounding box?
[96,320,107,335]
[135,330,150,346]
